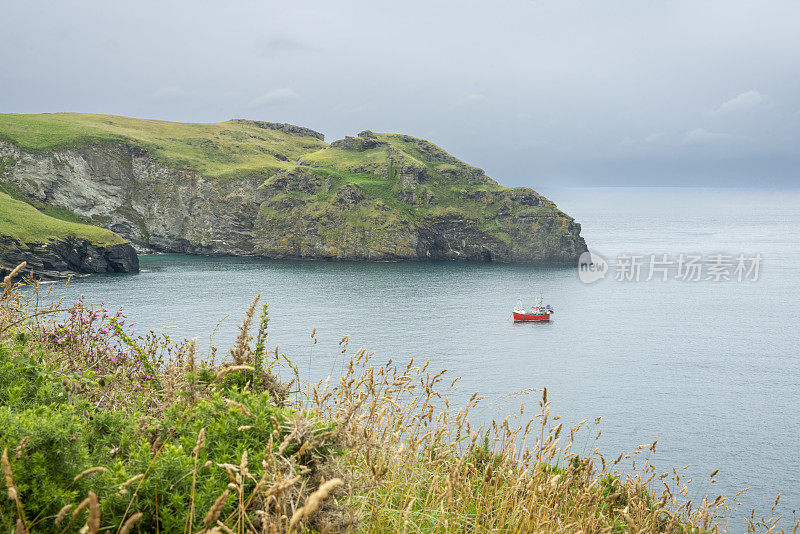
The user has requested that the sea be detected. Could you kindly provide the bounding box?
[45,188,800,531]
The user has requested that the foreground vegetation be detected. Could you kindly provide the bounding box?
[0,264,794,533]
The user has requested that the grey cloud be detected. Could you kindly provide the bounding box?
[713,90,765,114]
[644,133,667,144]
[682,128,743,147]
[449,94,487,109]
[151,86,189,101]
[249,88,301,108]
[1,0,799,186]
[330,102,371,116]
[257,37,319,57]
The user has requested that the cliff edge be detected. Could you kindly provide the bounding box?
[0,113,587,271]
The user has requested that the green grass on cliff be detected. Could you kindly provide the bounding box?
[0,113,327,179]
[0,180,88,225]
[310,167,417,218]
[300,132,523,222]
[0,191,125,245]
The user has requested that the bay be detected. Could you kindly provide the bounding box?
[50,187,800,530]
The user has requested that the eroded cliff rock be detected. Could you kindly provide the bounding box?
[0,235,139,280]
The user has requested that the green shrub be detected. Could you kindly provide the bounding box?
[0,343,332,532]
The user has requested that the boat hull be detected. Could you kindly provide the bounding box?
[512,311,551,322]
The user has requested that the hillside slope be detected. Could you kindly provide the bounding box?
[0,113,327,178]
[0,113,586,266]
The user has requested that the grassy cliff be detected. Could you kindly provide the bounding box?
[255,131,582,261]
[0,113,327,179]
[0,113,587,265]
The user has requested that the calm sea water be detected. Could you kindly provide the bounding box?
[49,188,799,530]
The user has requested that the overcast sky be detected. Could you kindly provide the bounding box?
[2,1,799,187]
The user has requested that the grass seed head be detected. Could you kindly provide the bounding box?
[119,512,143,534]
[204,489,230,527]
[73,466,108,482]
[2,262,26,286]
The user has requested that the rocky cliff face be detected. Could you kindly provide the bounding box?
[0,128,587,265]
[0,141,264,256]
[0,235,139,280]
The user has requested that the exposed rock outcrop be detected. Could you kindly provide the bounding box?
[0,235,139,280]
[330,136,386,151]
[0,141,264,255]
[234,120,325,141]
[332,184,366,208]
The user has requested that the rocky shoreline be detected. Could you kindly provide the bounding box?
[0,235,139,281]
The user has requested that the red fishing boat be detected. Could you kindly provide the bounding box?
[512,298,553,322]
